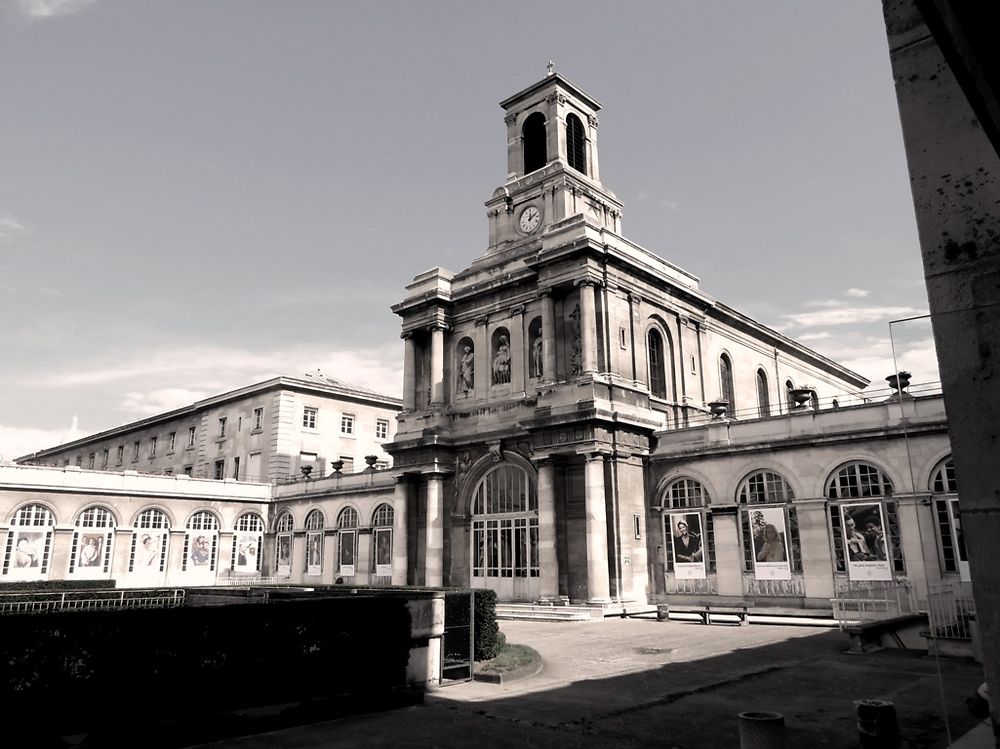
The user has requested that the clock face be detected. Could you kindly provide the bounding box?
[519,205,541,234]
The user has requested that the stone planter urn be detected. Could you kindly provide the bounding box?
[330,459,344,475]
[789,388,814,410]
[886,371,911,392]
[364,455,379,470]
[707,400,729,419]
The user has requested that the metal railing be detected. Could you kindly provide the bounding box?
[927,582,976,639]
[832,579,917,629]
[0,588,186,615]
[217,576,279,587]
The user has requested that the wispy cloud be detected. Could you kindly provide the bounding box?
[0,214,31,242]
[0,417,81,460]
[845,288,870,298]
[120,388,210,417]
[17,0,95,18]
[661,199,679,211]
[781,305,926,328]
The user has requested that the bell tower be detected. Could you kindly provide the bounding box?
[485,69,623,252]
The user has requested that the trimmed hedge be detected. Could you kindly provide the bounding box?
[474,588,501,661]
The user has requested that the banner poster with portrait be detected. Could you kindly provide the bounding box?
[667,512,706,580]
[748,507,791,580]
[186,531,216,572]
[840,503,892,581]
[339,529,356,577]
[306,530,323,576]
[8,529,48,579]
[233,532,261,574]
[75,532,107,573]
[374,527,393,578]
[276,533,292,577]
[132,530,167,577]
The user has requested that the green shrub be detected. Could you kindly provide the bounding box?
[473,589,501,660]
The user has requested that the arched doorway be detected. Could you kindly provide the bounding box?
[470,463,539,601]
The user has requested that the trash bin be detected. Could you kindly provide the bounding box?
[855,699,898,748]
[738,711,785,749]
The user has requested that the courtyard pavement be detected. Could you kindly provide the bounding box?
[191,618,987,748]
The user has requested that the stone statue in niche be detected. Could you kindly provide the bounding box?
[568,305,582,376]
[458,345,475,393]
[532,329,544,378]
[492,335,512,384]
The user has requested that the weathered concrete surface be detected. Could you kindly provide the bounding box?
[189,619,983,748]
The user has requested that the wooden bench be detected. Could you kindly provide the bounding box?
[657,603,750,625]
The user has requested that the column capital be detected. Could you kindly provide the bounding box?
[474,315,489,327]
[401,330,415,340]
[428,322,450,333]
[538,287,555,299]
[574,277,602,289]
[509,303,526,317]
[580,450,608,463]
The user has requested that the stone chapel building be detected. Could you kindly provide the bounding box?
[387,72,872,605]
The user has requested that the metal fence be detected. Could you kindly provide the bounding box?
[927,582,976,639]
[441,590,475,684]
[217,576,280,587]
[832,578,917,629]
[0,588,186,615]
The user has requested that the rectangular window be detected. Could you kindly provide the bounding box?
[183,465,193,476]
[233,456,240,480]
[237,416,242,432]
[168,432,176,452]
[188,426,196,448]
[150,436,157,457]
[218,417,227,438]
[253,407,264,431]
[619,326,628,349]
[376,418,389,440]
[375,460,389,470]
[76,455,83,466]
[102,449,109,468]
[88,453,96,469]
[341,413,355,435]
[633,513,642,539]
[116,445,124,464]
[132,442,140,461]
[691,355,697,374]
[303,407,317,429]
[214,460,225,480]
[340,456,354,473]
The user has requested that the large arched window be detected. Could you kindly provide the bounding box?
[522,112,547,174]
[183,510,219,573]
[737,471,801,574]
[130,508,169,574]
[566,113,586,173]
[648,329,667,399]
[3,504,55,578]
[372,503,395,581]
[659,478,715,574]
[232,512,264,573]
[275,511,294,575]
[756,369,770,418]
[719,354,735,411]
[826,462,904,575]
[471,463,539,588]
[337,507,359,578]
[304,509,325,575]
[930,457,966,578]
[69,506,116,576]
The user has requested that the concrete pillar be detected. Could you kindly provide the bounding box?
[402,333,416,411]
[796,500,836,602]
[429,325,445,406]
[540,289,557,382]
[425,475,444,587]
[393,477,409,586]
[712,512,744,597]
[536,459,559,599]
[578,280,598,374]
[584,453,611,604]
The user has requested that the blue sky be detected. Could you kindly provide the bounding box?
[0,0,935,458]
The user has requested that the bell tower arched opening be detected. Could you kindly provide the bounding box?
[522,112,547,174]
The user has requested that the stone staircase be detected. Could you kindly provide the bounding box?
[495,601,658,622]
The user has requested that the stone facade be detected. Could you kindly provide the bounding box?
[388,73,873,605]
[18,373,401,483]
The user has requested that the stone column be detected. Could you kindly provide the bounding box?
[425,474,444,587]
[357,529,372,585]
[393,477,409,585]
[540,289,557,382]
[402,333,416,411]
[584,453,611,603]
[712,511,744,597]
[536,459,559,599]
[510,304,526,393]
[577,280,599,374]
[474,316,489,400]
[429,324,446,406]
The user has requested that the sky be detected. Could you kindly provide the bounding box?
[0,0,937,459]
